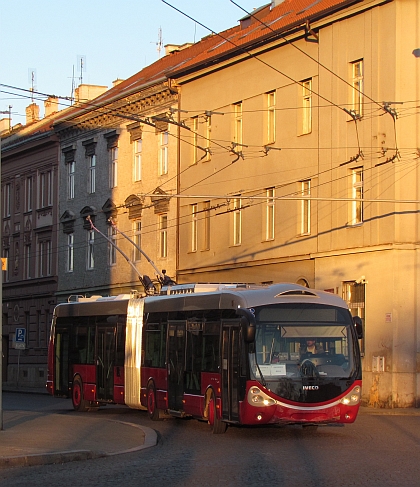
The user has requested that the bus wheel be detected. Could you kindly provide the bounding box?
[208,391,227,434]
[72,377,89,412]
[147,383,162,421]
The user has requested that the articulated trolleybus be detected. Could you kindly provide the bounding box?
[47,283,362,433]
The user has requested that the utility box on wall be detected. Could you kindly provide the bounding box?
[372,356,385,373]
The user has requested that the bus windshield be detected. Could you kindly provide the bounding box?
[251,303,356,388]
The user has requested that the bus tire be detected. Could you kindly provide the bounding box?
[147,383,162,421]
[72,377,89,412]
[208,391,227,434]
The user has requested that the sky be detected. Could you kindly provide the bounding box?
[0,0,260,126]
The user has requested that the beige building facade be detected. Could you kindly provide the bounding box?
[169,0,420,407]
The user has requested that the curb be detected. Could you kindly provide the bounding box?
[0,422,157,469]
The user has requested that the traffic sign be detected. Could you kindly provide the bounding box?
[15,328,26,349]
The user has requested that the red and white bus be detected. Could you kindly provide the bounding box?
[47,283,362,433]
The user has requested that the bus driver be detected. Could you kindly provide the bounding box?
[300,338,323,356]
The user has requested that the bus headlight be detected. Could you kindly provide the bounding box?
[248,386,276,407]
[340,386,361,405]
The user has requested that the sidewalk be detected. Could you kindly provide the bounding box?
[0,409,157,469]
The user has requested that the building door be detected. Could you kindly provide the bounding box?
[221,322,241,422]
[2,335,8,383]
[96,326,115,402]
[167,321,186,411]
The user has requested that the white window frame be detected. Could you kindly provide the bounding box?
[351,60,364,117]
[133,139,142,182]
[302,79,312,134]
[266,91,276,144]
[67,233,74,272]
[160,131,169,175]
[110,147,118,188]
[88,155,96,194]
[24,243,31,279]
[233,102,243,146]
[40,170,53,208]
[350,167,363,225]
[68,161,75,200]
[3,183,11,217]
[233,197,242,246]
[159,214,168,258]
[300,180,311,235]
[133,220,142,261]
[108,226,117,266]
[87,230,95,269]
[191,204,198,252]
[265,188,275,241]
[25,176,33,212]
[205,115,211,161]
[202,201,210,250]
[192,117,199,165]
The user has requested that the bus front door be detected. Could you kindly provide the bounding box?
[167,321,186,411]
[221,323,241,422]
[96,326,115,402]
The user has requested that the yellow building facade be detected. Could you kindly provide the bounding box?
[170,0,420,407]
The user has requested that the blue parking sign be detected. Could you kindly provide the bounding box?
[15,328,26,343]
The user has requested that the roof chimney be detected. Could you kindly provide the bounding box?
[74,84,108,104]
[112,78,124,87]
[26,103,40,124]
[272,0,286,7]
[0,117,11,134]
[44,96,59,117]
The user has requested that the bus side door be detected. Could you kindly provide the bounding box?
[221,321,242,422]
[167,321,186,411]
[96,325,116,402]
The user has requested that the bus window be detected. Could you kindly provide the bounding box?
[185,320,203,392]
[202,322,220,372]
[145,322,167,367]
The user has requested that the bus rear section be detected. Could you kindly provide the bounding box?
[46,296,130,411]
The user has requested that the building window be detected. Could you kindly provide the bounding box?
[160,131,169,175]
[67,233,74,272]
[3,183,11,217]
[192,117,199,165]
[87,230,95,269]
[350,167,363,225]
[202,201,210,250]
[68,161,75,200]
[110,147,118,188]
[159,214,168,258]
[25,177,33,212]
[233,197,242,246]
[3,249,9,282]
[205,115,211,161]
[24,244,31,279]
[351,60,364,117]
[300,180,311,235]
[301,79,312,134]
[38,239,52,277]
[39,170,52,208]
[88,155,96,194]
[233,102,242,146]
[133,220,142,261]
[190,204,198,252]
[134,139,142,182]
[108,226,117,265]
[265,188,275,241]
[343,280,365,353]
[266,91,276,144]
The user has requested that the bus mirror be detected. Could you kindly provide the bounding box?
[236,308,256,343]
[353,316,363,339]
